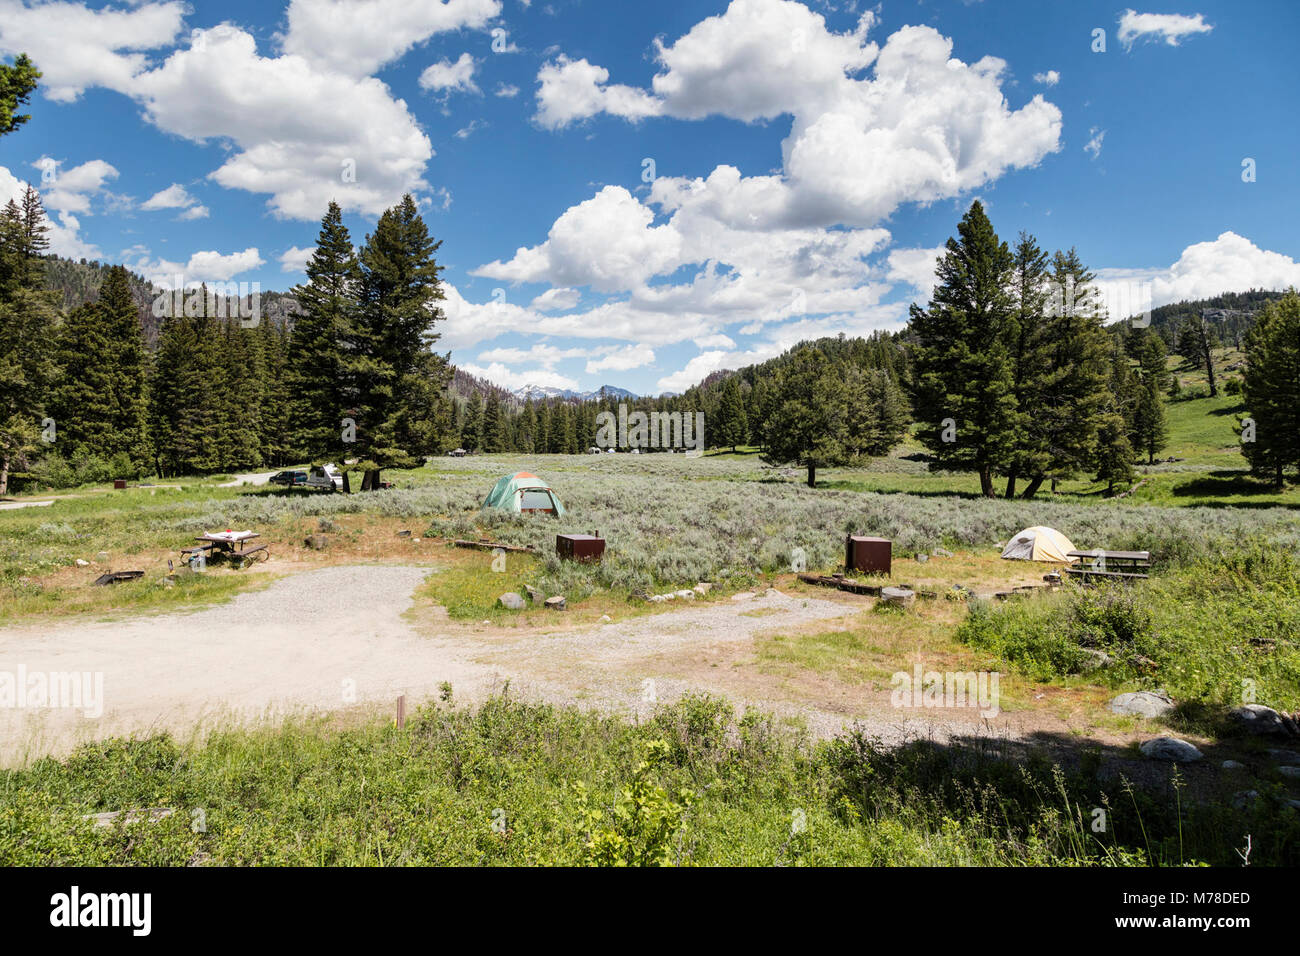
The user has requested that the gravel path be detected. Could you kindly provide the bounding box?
[0,499,54,511]
[0,566,1023,763]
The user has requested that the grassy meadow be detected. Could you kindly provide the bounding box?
[2,346,1299,866]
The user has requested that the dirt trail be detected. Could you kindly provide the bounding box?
[0,565,1048,763]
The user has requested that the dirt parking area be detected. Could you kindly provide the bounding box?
[0,563,1121,763]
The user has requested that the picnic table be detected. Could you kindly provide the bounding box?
[1064,550,1150,582]
[182,531,269,569]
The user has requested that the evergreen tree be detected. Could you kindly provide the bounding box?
[462,392,483,451]
[98,266,151,469]
[909,201,1019,497]
[0,191,57,493]
[0,54,40,137]
[761,346,849,487]
[714,375,749,451]
[1131,377,1169,465]
[1240,292,1300,485]
[46,302,115,462]
[287,201,360,463]
[1013,248,1113,499]
[349,195,447,489]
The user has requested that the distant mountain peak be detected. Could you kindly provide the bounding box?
[511,383,638,402]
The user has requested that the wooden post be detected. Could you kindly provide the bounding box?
[396,694,406,729]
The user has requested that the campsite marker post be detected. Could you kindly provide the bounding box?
[396,695,406,730]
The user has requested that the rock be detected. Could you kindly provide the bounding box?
[1278,766,1300,779]
[662,592,675,601]
[1221,760,1244,770]
[693,582,713,595]
[764,588,781,598]
[599,615,611,623]
[1266,749,1300,764]
[1230,704,1287,735]
[1079,649,1113,672]
[1109,690,1175,718]
[649,594,666,603]
[496,592,526,611]
[731,592,756,601]
[75,558,90,567]
[96,551,109,562]
[305,534,329,550]
[880,587,916,608]
[1140,737,1203,762]
[1232,790,1260,810]
[915,553,929,563]
[524,585,545,604]
[544,596,566,611]
[675,589,696,600]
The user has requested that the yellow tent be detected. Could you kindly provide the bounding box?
[1001,526,1077,562]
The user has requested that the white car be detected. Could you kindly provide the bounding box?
[304,464,343,492]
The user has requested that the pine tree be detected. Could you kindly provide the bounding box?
[1003,232,1052,498]
[1013,248,1113,499]
[349,195,447,488]
[98,266,151,469]
[462,392,483,451]
[47,302,115,462]
[1240,292,1300,485]
[0,191,57,493]
[1131,377,1169,465]
[714,375,749,451]
[909,201,1019,497]
[760,346,849,487]
[0,54,40,137]
[287,201,360,463]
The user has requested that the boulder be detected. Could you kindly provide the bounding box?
[1230,704,1287,735]
[305,534,329,550]
[523,585,545,604]
[1079,649,1113,672]
[599,615,611,623]
[75,558,90,567]
[915,553,929,563]
[1109,690,1175,719]
[544,596,566,611]
[496,592,526,611]
[1266,749,1300,764]
[694,582,713,595]
[675,589,696,600]
[1278,766,1300,779]
[1139,737,1203,763]
[880,587,916,608]
[1221,760,1244,770]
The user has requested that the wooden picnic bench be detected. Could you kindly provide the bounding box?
[1065,550,1151,583]
[182,533,270,570]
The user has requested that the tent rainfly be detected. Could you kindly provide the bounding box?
[481,472,566,515]
[1001,526,1077,562]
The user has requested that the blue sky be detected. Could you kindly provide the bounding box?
[2,0,1298,395]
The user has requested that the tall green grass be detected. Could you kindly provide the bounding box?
[3,693,1293,866]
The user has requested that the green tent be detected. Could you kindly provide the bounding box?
[481,471,566,515]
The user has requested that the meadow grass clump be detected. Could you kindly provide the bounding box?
[3,692,1294,866]
[958,546,1300,710]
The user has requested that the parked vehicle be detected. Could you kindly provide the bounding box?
[304,464,343,491]
[269,470,308,486]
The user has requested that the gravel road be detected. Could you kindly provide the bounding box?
[0,565,1021,762]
